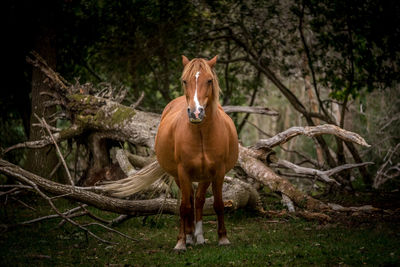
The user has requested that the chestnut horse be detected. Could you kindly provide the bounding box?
[103,55,238,251]
[155,55,238,250]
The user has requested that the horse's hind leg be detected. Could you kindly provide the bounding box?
[195,181,210,244]
[212,177,230,246]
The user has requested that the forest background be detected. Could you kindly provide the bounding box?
[1,0,400,265]
[3,0,400,189]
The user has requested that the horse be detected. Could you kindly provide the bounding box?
[155,55,238,250]
[103,55,238,251]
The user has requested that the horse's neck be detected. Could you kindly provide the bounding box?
[206,99,219,117]
[204,101,220,124]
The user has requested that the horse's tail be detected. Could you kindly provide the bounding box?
[100,160,168,198]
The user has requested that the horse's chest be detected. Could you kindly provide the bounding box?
[179,139,225,181]
[183,154,220,181]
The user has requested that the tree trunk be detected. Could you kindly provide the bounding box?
[0,159,262,216]
[25,26,61,181]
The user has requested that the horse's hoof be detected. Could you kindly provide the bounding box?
[196,234,205,245]
[218,237,231,246]
[186,234,194,246]
[174,240,187,251]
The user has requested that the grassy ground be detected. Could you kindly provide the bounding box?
[1,195,400,266]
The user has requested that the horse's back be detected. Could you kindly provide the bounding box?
[155,96,186,177]
[218,105,239,171]
[159,96,186,122]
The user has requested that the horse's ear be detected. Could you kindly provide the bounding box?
[207,55,218,68]
[182,55,190,67]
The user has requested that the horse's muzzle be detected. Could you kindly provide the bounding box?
[187,106,205,123]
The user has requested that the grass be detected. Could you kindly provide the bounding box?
[1,197,400,266]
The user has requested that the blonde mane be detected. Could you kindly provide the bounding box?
[181,58,220,103]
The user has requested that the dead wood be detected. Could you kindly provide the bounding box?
[3,90,373,214]
[0,51,378,220]
[274,159,374,185]
[373,143,400,189]
[281,194,295,212]
[125,152,154,169]
[222,106,279,116]
[116,149,138,176]
[238,145,329,211]
[3,92,372,213]
[2,165,119,244]
[36,115,75,186]
[3,124,83,154]
[254,124,370,150]
[0,159,179,216]
[0,159,261,216]
[296,210,332,222]
[327,203,380,212]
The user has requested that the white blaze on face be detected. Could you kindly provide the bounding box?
[194,71,201,115]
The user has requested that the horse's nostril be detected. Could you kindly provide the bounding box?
[199,107,204,113]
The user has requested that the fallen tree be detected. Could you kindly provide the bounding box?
[0,159,264,216]
[0,52,376,232]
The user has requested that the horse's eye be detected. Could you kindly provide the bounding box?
[183,80,187,85]
[207,80,212,84]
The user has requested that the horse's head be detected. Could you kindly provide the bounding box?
[181,55,219,124]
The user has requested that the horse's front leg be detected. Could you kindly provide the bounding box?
[186,186,195,246]
[174,166,194,251]
[195,181,211,244]
[212,174,230,246]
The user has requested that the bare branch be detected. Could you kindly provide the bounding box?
[18,206,84,225]
[244,119,273,138]
[374,143,400,189]
[82,222,138,241]
[36,115,75,186]
[4,140,53,154]
[255,124,370,149]
[298,1,331,122]
[6,170,115,244]
[0,184,33,190]
[32,123,61,132]
[11,197,37,211]
[280,148,320,168]
[279,160,374,184]
[223,106,279,116]
[130,91,145,109]
[276,159,340,185]
[110,215,132,226]
[324,162,375,177]
[0,188,20,197]
[3,124,83,154]
[328,203,380,212]
[49,148,72,178]
[278,172,316,179]
[26,51,70,92]
[80,206,111,225]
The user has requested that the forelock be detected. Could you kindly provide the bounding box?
[181,58,220,100]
